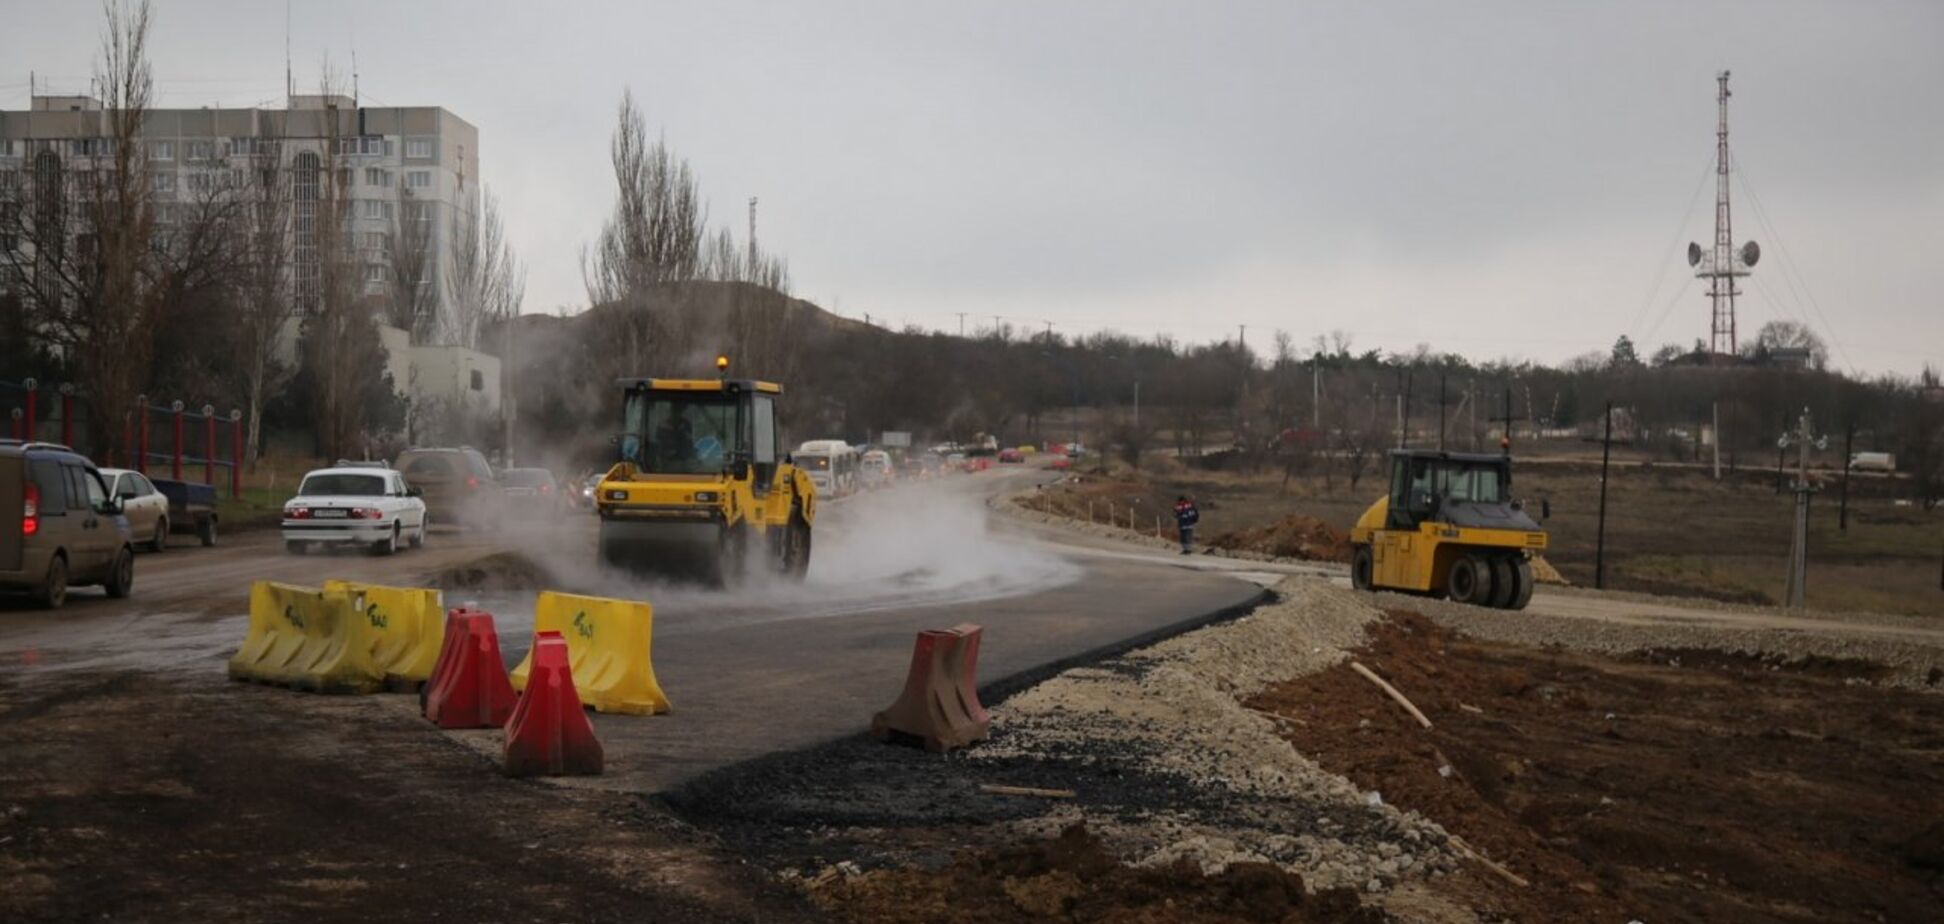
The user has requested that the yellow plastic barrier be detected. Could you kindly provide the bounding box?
[510,590,670,715]
[323,580,446,685]
[228,582,384,693]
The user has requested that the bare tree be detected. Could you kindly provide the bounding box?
[385,187,436,342]
[300,65,393,459]
[233,127,292,464]
[580,89,706,372]
[0,0,158,455]
[447,185,522,349]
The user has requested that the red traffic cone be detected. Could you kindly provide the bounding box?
[423,609,517,729]
[504,631,604,777]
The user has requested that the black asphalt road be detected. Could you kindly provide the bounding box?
[1,467,1268,793]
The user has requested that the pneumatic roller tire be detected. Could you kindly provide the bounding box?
[1509,558,1535,611]
[1487,555,1518,609]
[1447,553,1490,606]
[1351,546,1375,592]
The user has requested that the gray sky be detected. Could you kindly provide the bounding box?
[4,1,1940,374]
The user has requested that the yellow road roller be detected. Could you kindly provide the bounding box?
[1348,449,1547,609]
[595,357,815,585]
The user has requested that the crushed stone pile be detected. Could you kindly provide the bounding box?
[969,577,1460,893]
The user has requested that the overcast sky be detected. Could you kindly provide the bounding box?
[4,1,1940,375]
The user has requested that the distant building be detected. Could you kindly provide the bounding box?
[0,92,480,340]
[378,324,500,420]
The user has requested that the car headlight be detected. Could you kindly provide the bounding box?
[606,489,628,501]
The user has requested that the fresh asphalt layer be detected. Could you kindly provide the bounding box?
[1,467,1268,794]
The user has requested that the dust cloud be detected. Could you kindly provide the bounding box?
[470,472,1081,640]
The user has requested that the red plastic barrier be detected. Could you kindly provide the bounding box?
[871,624,990,752]
[422,608,517,729]
[504,631,604,777]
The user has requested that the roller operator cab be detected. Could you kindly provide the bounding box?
[1348,450,1548,610]
[597,361,815,585]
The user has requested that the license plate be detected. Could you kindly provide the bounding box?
[315,509,348,518]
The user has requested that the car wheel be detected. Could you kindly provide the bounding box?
[373,523,399,557]
[1446,553,1490,605]
[104,547,134,599]
[149,518,169,553]
[1351,545,1375,591]
[36,554,68,609]
[198,517,217,548]
[286,540,309,555]
[410,516,427,549]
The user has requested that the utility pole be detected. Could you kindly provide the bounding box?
[1489,387,1516,455]
[1712,400,1721,480]
[957,312,966,338]
[1775,413,1787,494]
[1398,371,1412,449]
[1596,401,1613,589]
[1777,407,1827,610]
[1437,373,1447,452]
[1311,358,1321,429]
[747,197,758,270]
[1839,423,1853,532]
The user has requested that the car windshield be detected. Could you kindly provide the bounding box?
[299,473,387,497]
[799,454,831,471]
[620,390,740,475]
[500,469,552,487]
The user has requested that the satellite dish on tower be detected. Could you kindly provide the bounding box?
[1741,240,1761,267]
[1687,242,1703,267]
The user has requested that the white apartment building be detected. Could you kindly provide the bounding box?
[0,93,480,342]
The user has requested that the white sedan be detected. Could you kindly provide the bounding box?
[282,466,428,556]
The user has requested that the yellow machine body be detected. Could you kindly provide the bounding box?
[1348,450,1547,609]
[596,375,816,584]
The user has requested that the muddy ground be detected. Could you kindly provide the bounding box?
[1249,610,1944,923]
[0,669,813,923]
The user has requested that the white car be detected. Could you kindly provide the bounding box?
[282,465,428,556]
[98,468,171,552]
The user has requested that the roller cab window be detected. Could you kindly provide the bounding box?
[621,392,742,475]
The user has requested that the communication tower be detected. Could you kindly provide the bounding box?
[1688,71,1761,359]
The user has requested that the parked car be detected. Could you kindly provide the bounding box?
[100,467,171,552]
[282,465,428,555]
[149,477,219,547]
[1,440,135,608]
[998,449,1025,464]
[396,447,504,530]
[499,467,566,519]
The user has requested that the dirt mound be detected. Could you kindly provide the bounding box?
[430,551,557,591]
[807,823,1388,924]
[1248,608,1944,923]
[1209,515,1353,563]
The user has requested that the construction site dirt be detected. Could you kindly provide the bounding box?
[1248,609,1944,923]
[0,670,816,923]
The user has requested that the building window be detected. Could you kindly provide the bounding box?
[361,199,394,221]
[151,172,175,193]
[469,369,484,391]
[188,140,214,162]
[406,139,433,159]
[406,170,431,190]
[149,140,173,161]
[187,172,213,194]
[364,263,385,283]
[365,231,390,251]
[363,167,391,187]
